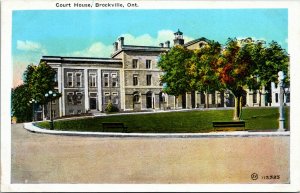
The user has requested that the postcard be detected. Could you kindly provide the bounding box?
[1,0,300,192]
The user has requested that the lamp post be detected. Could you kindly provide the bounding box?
[278,71,285,132]
[29,99,37,121]
[45,90,57,130]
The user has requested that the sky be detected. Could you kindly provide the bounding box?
[12,9,288,88]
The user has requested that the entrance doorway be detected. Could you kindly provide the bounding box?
[89,98,97,110]
[146,92,152,109]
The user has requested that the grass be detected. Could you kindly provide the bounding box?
[36,107,290,133]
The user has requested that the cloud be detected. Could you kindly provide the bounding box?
[120,29,195,47]
[66,29,195,58]
[68,42,113,58]
[13,40,47,87]
[17,40,47,54]
[13,30,196,87]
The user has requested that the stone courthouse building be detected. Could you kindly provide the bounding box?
[41,30,289,118]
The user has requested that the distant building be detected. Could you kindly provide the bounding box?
[271,82,290,107]
[41,30,289,119]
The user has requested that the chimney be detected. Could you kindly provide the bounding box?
[165,41,170,48]
[113,42,118,51]
[118,37,124,49]
[159,43,164,47]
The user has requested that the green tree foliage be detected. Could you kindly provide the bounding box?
[158,45,193,97]
[12,61,60,122]
[217,38,252,119]
[256,41,289,88]
[159,37,289,120]
[11,85,32,122]
[216,38,289,120]
[188,39,222,108]
[27,61,58,104]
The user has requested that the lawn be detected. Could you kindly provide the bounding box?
[36,107,290,133]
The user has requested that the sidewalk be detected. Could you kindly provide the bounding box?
[24,122,290,138]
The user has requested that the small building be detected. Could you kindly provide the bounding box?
[271,82,290,106]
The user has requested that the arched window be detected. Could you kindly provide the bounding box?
[133,92,140,103]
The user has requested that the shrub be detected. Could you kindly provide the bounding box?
[105,102,119,113]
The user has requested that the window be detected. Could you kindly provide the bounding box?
[54,70,58,86]
[69,109,74,115]
[111,73,118,87]
[146,74,152,86]
[67,92,74,104]
[133,74,138,86]
[89,92,97,98]
[67,72,73,87]
[104,73,109,87]
[112,92,119,104]
[132,59,138,68]
[77,110,82,114]
[275,93,279,103]
[146,60,151,69]
[104,92,110,104]
[89,73,97,87]
[76,92,83,105]
[75,73,82,87]
[133,92,140,103]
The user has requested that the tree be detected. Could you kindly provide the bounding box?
[188,39,222,108]
[12,61,60,122]
[11,84,32,122]
[158,45,193,107]
[255,41,289,92]
[217,38,289,120]
[159,37,289,121]
[26,61,58,104]
[217,38,258,120]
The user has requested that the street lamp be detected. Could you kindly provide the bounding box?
[29,99,37,121]
[278,71,285,132]
[45,90,57,130]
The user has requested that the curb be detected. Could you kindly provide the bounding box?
[23,123,290,139]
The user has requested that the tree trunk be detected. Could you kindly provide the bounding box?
[233,96,242,120]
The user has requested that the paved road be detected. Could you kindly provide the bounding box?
[11,123,289,184]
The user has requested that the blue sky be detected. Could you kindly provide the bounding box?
[12,9,288,87]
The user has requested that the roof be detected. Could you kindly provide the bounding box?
[111,45,170,58]
[41,56,122,64]
[174,29,183,35]
[184,37,209,47]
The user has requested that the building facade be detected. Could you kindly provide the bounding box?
[42,30,289,118]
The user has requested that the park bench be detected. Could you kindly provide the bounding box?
[102,122,128,133]
[212,121,245,131]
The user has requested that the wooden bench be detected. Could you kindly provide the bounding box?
[212,121,245,131]
[102,122,128,133]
